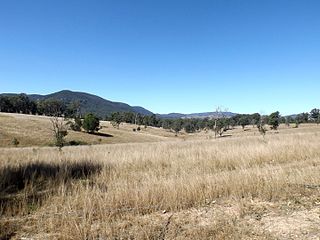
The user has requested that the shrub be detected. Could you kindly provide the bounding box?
[55,130,68,148]
[83,113,100,133]
[268,111,280,130]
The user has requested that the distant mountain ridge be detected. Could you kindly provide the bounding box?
[159,111,237,119]
[1,90,153,117]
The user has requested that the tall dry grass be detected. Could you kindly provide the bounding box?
[1,128,320,239]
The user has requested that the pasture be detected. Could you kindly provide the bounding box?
[1,113,320,239]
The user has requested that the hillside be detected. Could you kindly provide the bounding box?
[0,112,174,147]
[2,90,153,117]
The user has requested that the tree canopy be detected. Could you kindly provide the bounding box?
[83,113,100,133]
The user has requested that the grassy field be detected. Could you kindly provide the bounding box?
[1,113,320,239]
[0,113,176,147]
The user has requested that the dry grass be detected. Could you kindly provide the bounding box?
[0,113,175,147]
[1,113,320,239]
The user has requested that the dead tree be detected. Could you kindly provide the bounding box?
[214,106,228,139]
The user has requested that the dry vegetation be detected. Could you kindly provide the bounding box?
[1,113,320,239]
[0,113,174,147]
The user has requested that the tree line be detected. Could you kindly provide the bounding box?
[107,109,320,136]
[0,94,103,148]
[0,94,80,117]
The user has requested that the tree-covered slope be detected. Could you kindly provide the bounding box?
[2,90,153,117]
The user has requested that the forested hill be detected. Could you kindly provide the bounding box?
[1,90,153,117]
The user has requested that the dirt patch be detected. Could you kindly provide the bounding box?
[261,208,320,239]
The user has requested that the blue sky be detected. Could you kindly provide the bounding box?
[0,0,319,115]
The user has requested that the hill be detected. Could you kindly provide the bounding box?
[2,90,153,117]
[0,112,173,147]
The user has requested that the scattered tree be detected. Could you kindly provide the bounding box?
[251,113,261,127]
[51,116,68,149]
[268,111,280,130]
[239,116,250,130]
[257,116,267,137]
[215,118,228,137]
[213,107,228,138]
[295,112,309,126]
[110,112,122,129]
[83,113,100,133]
[294,113,309,128]
[310,108,320,124]
[172,119,183,136]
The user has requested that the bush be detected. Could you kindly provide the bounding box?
[55,130,68,148]
[83,113,100,133]
[268,111,280,130]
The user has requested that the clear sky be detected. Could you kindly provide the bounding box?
[0,0,319,115]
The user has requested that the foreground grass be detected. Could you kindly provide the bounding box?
[1,125,320,239]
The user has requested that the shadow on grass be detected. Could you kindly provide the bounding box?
[0,161,102,194]
[0,221,17,240]
[0,161,102,216]
[90,132,113,138]
[219,134,232,138]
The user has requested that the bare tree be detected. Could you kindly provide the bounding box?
[51,116,68,149]
[213,106,228,139]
